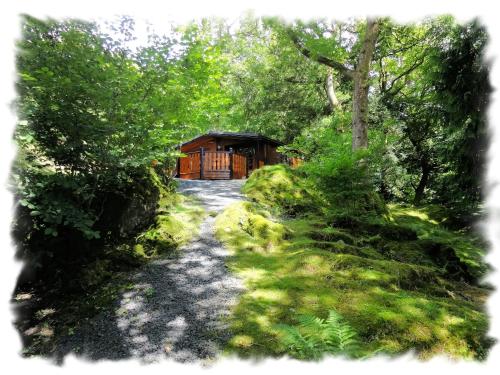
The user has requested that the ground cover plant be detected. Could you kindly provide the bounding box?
[14,186,204,357]
[11,13,492,362]
[215,165,492,360]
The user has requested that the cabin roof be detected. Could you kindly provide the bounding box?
[181,132,283,148]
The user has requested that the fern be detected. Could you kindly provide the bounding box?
[324,310,359,352]
[274,324,323,360]
[274,310,360,360]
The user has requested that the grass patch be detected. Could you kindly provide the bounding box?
[216,199,492,360]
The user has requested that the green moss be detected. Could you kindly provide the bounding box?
[133,244,146,258]
[309,226,358,245]
[242,165,325,216]
[216,200,491,360]
[104,243,149,266]
[388,204,488,280]
[216,202,285,253]
[138,194,205,255]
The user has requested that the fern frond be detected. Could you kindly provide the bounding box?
[324,311,360,356]
[274,310,361,360]
[274,324,322,360]
[297,314,325,331]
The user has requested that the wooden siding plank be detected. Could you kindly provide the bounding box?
[179,151,247,180]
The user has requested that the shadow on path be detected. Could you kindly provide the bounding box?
[55,180,245,363]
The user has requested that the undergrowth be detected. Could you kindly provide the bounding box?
[16,189,205,357]
[274,310,361,360]
[216,165,492,360]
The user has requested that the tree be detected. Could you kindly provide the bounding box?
[284,18,380,150]
[373,19,443,204]
[226,16,330,143]
[434,20,490,209]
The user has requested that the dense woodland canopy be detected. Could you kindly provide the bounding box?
[12,14,491,359]
[15,15,489,225]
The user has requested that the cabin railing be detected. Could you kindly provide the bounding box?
[178,150,247,180]
[178,151,201,179]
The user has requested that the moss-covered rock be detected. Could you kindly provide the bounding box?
[216,201,286,253]
[137,194,205,255]
[222,160,491,360]
[96,167,167,238]
[242,165,324,216]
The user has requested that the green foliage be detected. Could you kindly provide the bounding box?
[432,20,490,212]
[14,15,235,243]
[14,166,100,239]
[217,170,491,360]
[275,310,360,360]
[295,130,387,217]
[279,116,389,218]
[370,18,489,212]
[226,15,336,142]
[17,16,179,175]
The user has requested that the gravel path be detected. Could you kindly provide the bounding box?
[56,179,245,363]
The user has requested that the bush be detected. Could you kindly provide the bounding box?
[304,149,387,218]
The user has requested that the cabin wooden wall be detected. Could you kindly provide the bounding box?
[179,136,283,179]
[181,138,217,153]
[266,143,281,164]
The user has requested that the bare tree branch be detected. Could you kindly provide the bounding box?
[287,29,355,79]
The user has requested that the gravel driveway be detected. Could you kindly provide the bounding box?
[56,179,245,363]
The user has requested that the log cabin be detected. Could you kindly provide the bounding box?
[176,132,299,180]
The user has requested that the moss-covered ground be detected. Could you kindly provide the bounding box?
[215,165,492,360]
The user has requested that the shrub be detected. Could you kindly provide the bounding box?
[304,147,387,218]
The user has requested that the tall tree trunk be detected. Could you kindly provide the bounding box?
[414,159,431,205]
[352,19,380,150]
[289,18,380,150]
[352,72,369,149]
